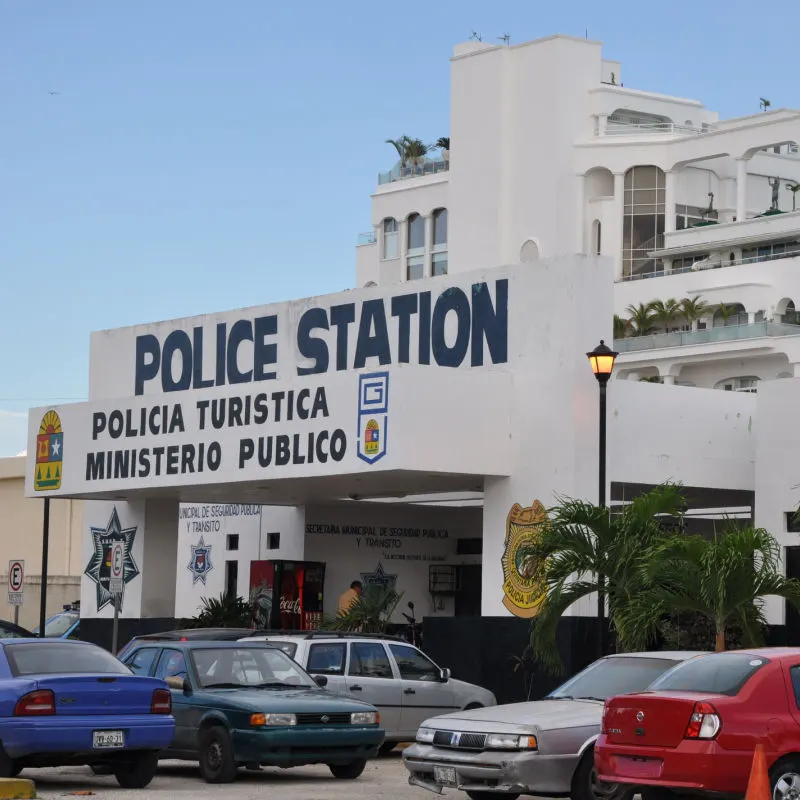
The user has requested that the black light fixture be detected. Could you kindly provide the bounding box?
[586,339,618,656]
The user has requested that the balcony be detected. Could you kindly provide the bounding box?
[604,120,714,138]
[615,321,800,353]
[378,159,449,186]
[357,231,376,246]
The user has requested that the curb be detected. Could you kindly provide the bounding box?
[0,778,35,799]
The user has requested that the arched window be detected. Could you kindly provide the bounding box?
[432,208,448,276]
[623,166,666,278]
[714,376,760,393]
[407,213,425,280]
[592,220,602,255]
[520,239,540,263]
[382,218,398,260]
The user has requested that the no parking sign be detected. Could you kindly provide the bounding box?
[8,560,24,606]
[109,543,124,595]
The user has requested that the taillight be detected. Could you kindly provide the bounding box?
[15,690,55,716]
[684,701,720,739]
[151,689,172,714]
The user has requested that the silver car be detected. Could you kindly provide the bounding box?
[403,651,702,800]
[241,632,497,750]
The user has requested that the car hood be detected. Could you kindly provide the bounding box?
[198,686,376,713]
[422,699,602,734]
[450,678,495,700]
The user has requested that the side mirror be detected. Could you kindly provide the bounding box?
[439,668,451,683]
[165,676,190,693]
[313,674,329,688]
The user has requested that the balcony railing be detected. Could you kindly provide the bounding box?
[604,121,715,137]
[615,321,800,353]
[618,246,800,282]
[378,159,449,185]
[357,231,376,245]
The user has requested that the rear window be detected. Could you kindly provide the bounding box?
[648,653,768,696]
[5,643,132,677]
[268,641,297,658]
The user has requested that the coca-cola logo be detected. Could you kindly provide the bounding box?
[280,596,301,615]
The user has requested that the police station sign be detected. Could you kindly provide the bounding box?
[25,272,514,497]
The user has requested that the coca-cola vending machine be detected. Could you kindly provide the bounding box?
[248,560,325,631]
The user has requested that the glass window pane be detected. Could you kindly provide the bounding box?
[407,214,425,250]
[432,252,447,276]
[383,217,397,234]
[155,649,188,680]
[383,231,398,260]
[433,208,448,246]
[127,648,158,676]
[649,653,768,696]
[389,644,440,681]
[6,643,131,676]
[308,643,346,675]
[407,255,424,280]
[348,643,393,679]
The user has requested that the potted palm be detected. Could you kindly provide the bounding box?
[436,136,450,163]
[385,136,412,169]
[405,138,431,170]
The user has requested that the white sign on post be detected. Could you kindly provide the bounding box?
[8,560,24,606]
[109,543,124,595]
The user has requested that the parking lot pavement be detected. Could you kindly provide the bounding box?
[28,753,419,799]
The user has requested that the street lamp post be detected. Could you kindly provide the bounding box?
[586,339,618,657]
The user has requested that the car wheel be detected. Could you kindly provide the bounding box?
[113,752,159,789]
[466,792,519,800]
[572,750,635,800]
[199,725,239,784]
[0,745,19,779]
[770,756,800,800]
[464,703,483,709]
[329,759,367,779]
[378,742,397,755]
[90,764,114,775]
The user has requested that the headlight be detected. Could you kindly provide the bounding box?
[485,733,538,750]
[351,711,379,725]
[416,727,436,743]
[251,713,297,727]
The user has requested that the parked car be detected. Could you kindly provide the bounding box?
[240,631,496,751]
[403,651,703,800]
[117,628,261,661]
[596,648,800,799]
[0,638,173,787]
[118,639,384,783]
[32,607,80,639]
[0,620,35,639]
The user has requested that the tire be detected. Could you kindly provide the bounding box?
[464,703,484,710]
[199,725,239,784]
[770,756,800,800]
[113,752,159,789]
[378,742,397,755]
[90,764,114,775]
[329,759,367,779]
[572,750,636,800]
[0,746,18,779]
[467,792,519,800]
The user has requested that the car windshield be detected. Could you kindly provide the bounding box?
[647,653,768,696]
[40,613,79,637]
[191,647,316,690]
[5,642,132,676]
[547,656,682,701]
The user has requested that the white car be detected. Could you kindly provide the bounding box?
[240,632,496,751]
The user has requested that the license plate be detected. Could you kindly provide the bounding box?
[93,730,124,749]
[433,766,457,787]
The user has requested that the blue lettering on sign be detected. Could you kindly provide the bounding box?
[134,279,508,395]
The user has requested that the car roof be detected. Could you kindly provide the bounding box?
[694,647,800,661]
[134,628,256,640]
[135,640,279,651]
[0,638,96,646]
[248,631,407,642]
[603,651,708,661]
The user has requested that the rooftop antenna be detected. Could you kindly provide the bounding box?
[470,30,482,41]
[760,97,771,112]
[498,33,510,45]
[586,28,588,39]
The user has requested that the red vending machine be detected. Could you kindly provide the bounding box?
[249,560,325,631]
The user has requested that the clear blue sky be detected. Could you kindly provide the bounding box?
[2,0,797,456]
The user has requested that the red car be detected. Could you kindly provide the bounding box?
[595,649,800,799]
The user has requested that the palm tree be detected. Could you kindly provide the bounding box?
[324,584,403,634]
[787,183,800,212]
[625,302,656,336]
[405,138,431,167]
[715,303,738,327]
[436,136,450,151]
[618,524,800,652]
[613,314,629,340]
[529,483,686,672]
[680,296,711,330]
[385,136,412,167]
[651,298,681,332]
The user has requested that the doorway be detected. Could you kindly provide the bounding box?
[786,547,800,644]
[455,565,481,616]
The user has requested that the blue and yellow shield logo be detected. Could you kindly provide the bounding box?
[34,410,63,492]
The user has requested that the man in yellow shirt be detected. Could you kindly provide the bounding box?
[337,581,363,615]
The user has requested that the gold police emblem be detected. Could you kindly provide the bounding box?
[501,500,548,617]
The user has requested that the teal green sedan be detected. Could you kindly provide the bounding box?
[120,640,384,783]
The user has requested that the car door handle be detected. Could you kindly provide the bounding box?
[404,688,416,695]
[350,685,362,691]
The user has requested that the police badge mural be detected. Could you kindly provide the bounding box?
[188,537,214,585]
[501,500,548,617]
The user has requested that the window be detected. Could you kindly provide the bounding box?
[267,532,280,550]
[432,208,448,276]
[307,643,346,675]
[675,203,718,231]
[389,644,440,681]
[266,640,297,658]
[623,166,666,278]
[649,653,768,696]
[382,218,398,260]
[407,213,425,280]
[790,666,800,709]
[592,219,602,255]
[715,376,760,393]
[348,642,393,679]
[155,648,188,681]
[191,647,315,689]
[126,648,158,676]
[226,534,239,551]
[5,643,132,677]
[432,252,448,276]
[225,560,238,598]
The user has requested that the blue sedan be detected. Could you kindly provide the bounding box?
[0,639,174,788]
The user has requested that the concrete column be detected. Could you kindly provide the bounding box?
[662,375,676,386]
[664,170,678,233]
[576,173,586,254]
[139,500,179,618]
[613,172,626,278]
[793,363,800,378]
[736,158,749,222]
[748,312,756,325]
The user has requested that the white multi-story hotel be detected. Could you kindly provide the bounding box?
[356,33,800,394]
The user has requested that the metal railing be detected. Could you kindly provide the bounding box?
[378,159,449,185]
[615,321,800,353]
[618,246,800,282]
[604,121,715,137]
[357,231,376,245]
